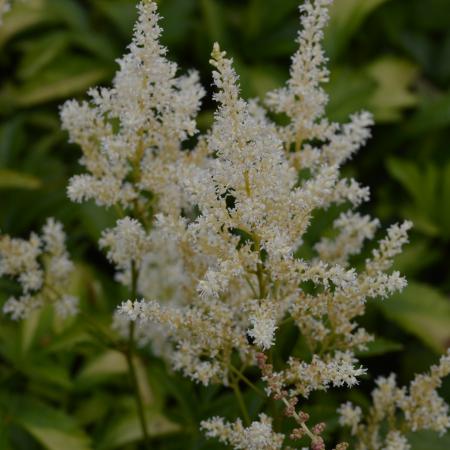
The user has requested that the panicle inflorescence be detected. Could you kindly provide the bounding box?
[201,413,285,450]
[60,0,204,215]
[0,1,441,449]
[338,349,450,448]
[105,5,429,449]
[0,218,78,319]
[60,0,206,302]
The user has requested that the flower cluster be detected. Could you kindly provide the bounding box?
[60,0,204,216]
[0,218,77,319]
[254,352,350,450]
[60,0,206,311]
[338,349,450,449]
[201,414,284,450]
[94,2,441,448]
[118,0,411,389]
[43,0,450,449]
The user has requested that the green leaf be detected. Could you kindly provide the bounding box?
[386,158,438,215]
[393,240,440,276]
[97,407,180,449]
[325,0,391,60]
[24,362,73,390]
[45,0,89,32]
[43,326,92,354]
[0,56,111,109]
[0,0,50,48]
[17,32,70,80]
[356,337,403,357]
[405,91,450,134]
[74,394,110,427]
[408,430,450,450]
[70,31,117,61]
[158,0,196,48]
[94,0,137,38]
[326,67,376,121]
[366,57,418,121]
[76,350,128,386]
[1,396,92,450]
[378,282,450,353]
[386,158,447,236]
[239,64,286,99]
[21,308,43,354]
[0,169,41,189]
[244,0,298,40]
[78,201,117,241]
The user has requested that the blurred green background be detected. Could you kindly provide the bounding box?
[0,0,450,449]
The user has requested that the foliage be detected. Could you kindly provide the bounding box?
[0,1,449,449]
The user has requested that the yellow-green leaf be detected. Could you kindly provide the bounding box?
[0,0,49,48]
[97,407,180,449]
[0,169,41,189]
[379,282,450,353]
[366,57,418,121]
[77,350,128,386]
[6,397,93,450]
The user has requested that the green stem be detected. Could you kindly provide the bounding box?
[125,262,151,448]
[229,364,264,397]
[231,375,251,426]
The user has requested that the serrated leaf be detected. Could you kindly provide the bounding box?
[379,282,450,353]
[0,169,41,189]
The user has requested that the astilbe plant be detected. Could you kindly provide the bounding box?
[0,1,449,449]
